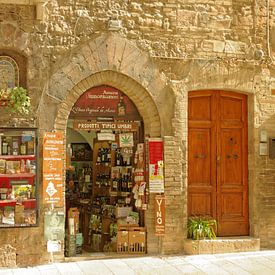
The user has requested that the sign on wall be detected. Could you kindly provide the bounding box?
[155,195,165,236]
[73,121,140,132]
[44,211,65,241]
[69,85,142,120]
[42,132,64,207]
[148,138,164,193]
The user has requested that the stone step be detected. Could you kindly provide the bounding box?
[184,237,260,255]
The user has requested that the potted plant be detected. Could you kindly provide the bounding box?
[0,86,30,115]
[187,216,217,240]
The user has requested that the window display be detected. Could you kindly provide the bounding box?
[0,128,37,227]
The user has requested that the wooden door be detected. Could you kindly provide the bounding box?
[188,90,248,236]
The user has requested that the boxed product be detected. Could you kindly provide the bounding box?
[128,227,146,253]
[0,159,6,174]
[2,206,14,225]
[68,207,79,235]
[15,205,25,224]
[115,206,132,218]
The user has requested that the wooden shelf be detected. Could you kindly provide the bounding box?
[0,173,35,178]
[0,155,35,160]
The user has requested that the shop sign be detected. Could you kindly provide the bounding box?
[155,195,165,236]
[73,121,139,132]
[69,85,142,120]
[148,139,164,193]
[44,211,65,241]
[42,132,64,207]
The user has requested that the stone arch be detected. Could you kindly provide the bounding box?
[54,70,161,137]
[51,32,171,136]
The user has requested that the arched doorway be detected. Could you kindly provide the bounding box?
[188,90,249,236]
[65,85,147,256]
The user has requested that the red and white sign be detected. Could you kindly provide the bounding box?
[42,132,64,207]
[148,139,164,193]
[69,85,141,120]
[155,195,165,236]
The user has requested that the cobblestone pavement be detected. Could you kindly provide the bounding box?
[1,250,275,274]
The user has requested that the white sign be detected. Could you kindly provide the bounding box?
[119,132,134,147]
[47,240,61,253]
[46,181,58,197]
[149,180,164,193]
[97,132,116,141]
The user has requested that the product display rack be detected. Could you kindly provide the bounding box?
[0,128,37,227]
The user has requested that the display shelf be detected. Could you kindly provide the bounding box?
[0,173,35,178]
[0,155,35,160]
[0,199,36,208]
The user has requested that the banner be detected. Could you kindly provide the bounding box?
[42,132,64,207]
[69,85,142,120]
[155,195,165,236]
[73,121,139,132]
[148,139,164,193]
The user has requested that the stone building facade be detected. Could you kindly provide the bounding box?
[0,0,275,267]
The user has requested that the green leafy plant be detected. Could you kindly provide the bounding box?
[0,86,30,115]
[187,216,217,240]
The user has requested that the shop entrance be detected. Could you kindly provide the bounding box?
[65,85,147,256]
[188,90,249,236]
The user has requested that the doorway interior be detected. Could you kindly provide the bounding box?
[64,85,147,257]
[188,90,249,236]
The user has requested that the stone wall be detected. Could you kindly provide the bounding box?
[0,0,275,266]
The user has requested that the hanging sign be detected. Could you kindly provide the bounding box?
[73,121,139,132]
[42,132,64,207]
[155,195,165,236]
[69,85,142,120]
[148,139,164,193]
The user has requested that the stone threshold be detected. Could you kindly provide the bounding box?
[64,252,148,262]
[184,237,260,255]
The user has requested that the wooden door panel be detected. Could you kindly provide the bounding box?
[220,128,243,186]
[188,92,216,219]
[189,95,212,121]
[188,90,248,236]
[220,96,243,121]
[188,193,213,216]
[220,192,245,218]
[188,129,211,185]
[217,91,248,236]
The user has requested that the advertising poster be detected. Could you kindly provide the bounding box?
[42,132,64,207]
[148,139,164,193]
[44,211,65,241]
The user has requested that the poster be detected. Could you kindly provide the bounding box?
[155,195,165,236]
[119,132,134,147]
[42,132,64,207]
[148,139,164,193]
[44,211,65,241]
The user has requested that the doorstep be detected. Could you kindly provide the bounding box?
[184,237,260,255]
[64,252,148,262]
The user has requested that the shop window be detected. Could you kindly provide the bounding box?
[0,128,37,227]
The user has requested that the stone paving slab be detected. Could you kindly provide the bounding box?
[1,250,275,274]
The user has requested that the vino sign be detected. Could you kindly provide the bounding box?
[69,85,142,120]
